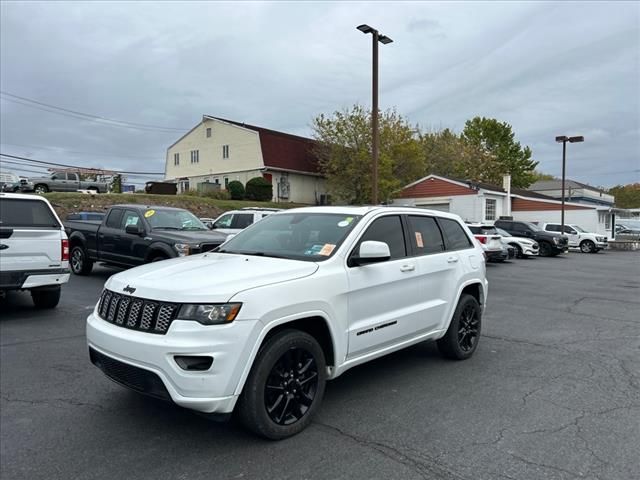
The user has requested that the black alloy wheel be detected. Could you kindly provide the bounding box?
[538,241,552,257]
[264,347,319,426]
[70,246,93,275]
[457,303,480,353]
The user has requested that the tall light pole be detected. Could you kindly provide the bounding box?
[555,135,584,234]
[357,24,393,205]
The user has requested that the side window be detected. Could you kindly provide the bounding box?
[213,214,233,229]
[546,224,559,232]
[516,222,531,232]
[438,218,473,251]
[407,215,445,255]
[231,213,254,229]
[357,215,406,260]
[121,210,141,230]
[105,209,123,228]
[67,173,78,181]
[565,227,576,234]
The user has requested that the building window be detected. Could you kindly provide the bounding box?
[206,128,211,138]
[222,145,229,159]
[224,177,229,189]
[485,198,497,221]
[173,153,179,166]
[190,150,199,163]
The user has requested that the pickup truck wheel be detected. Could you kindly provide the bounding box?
[31,286,61,309]
[437,294,481,361]
[538,241,552,257]
[237,329,326,440]
[88,187,99,194]
[34,184,49,194]
[150,255,168,263]
[71,246,93,275]
[580,240,595,253]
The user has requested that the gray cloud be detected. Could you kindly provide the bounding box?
[1,1,638,187]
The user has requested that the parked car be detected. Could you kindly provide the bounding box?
[1,177,33,193]
[541,223,607,253]
[494,219,568,257]
[467,224,506,262]
[66,212,106,222]
[0,192,70,308]
[65,205,228,275]
[209,207,283,234]
[30,171,109,194]
[87,206,488,439]
[494,227,539,258]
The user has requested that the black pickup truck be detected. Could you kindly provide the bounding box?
[65,204,228,275]
[494,219,568,257]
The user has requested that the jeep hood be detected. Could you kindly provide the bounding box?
[105,253,318,303]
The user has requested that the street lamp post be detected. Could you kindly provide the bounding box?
[357,24,392,205]
[555,135,584,235]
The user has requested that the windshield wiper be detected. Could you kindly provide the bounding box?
[153,226,182,230]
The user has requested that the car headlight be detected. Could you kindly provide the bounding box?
[178,303,242,325]
[174,243,191,256]
[552,236,560,244]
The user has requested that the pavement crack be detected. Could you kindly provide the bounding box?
[314,421,467,480]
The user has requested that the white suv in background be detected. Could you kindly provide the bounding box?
[542,223,607,253]
[0,192,70,308]
[87,206,488,439]
[208,207,282,234]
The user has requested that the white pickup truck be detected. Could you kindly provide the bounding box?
[0,193,70,307]
[541,223,607,253]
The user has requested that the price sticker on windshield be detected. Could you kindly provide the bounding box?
[144,209,155,218]
[319,244,336,256]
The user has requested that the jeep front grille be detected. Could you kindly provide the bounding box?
[97,289,179,335]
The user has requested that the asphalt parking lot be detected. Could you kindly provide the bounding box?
[1,251,639,480]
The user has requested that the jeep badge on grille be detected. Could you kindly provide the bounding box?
[123,285,136,294]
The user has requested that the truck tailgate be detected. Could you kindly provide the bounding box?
[0,228,64,272]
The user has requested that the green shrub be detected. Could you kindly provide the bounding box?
[181,189,199,196]
[228,180,245,200]
[245,177,273,201]
[201,189,231,200]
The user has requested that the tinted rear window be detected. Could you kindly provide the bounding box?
[0,198,61,228]
[408,215,445,254]
[438,218,473,250]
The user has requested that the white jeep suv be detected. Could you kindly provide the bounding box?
[87,206,488,439]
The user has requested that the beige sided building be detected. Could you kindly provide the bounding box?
[164,116,327,204]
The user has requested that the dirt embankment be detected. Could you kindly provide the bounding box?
[44,193,300,220]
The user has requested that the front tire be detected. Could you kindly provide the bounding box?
[31,287,61,309]
[437,294,481,360]
[70,246,93,275]
[34,184,49,194]
[237,329,326,440]
[511,243,523,258]
[538,241,553,257]
[580,240,595,253]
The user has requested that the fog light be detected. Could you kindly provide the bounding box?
[174,355,213,371]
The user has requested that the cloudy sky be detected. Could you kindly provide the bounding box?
[1,1,638,187]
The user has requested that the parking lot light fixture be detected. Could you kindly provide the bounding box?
[357,23,393,205]
[555,134,585,235]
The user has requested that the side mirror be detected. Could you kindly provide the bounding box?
[125,224,144,236]
[351,240,391,266]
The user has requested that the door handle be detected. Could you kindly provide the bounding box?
[400,264,415,272]
[447,257,459,263]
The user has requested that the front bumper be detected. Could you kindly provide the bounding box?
[522,244,539,256]
[86,311,262,414]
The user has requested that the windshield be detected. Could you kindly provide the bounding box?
[217,212,362,261]
[146,209,208,231]
[525,222,542,231]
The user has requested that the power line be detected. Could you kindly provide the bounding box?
[0,91,188,133]
[0,153,165,175]
[0,142,162,160]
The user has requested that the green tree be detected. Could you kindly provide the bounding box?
[245,177,273,201]
[461,117,538,188]
[312,105,423,204]
[609,183,640,208]
[530,171,558,182]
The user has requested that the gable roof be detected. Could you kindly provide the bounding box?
[529,179,606,193]
[208,116,320,175]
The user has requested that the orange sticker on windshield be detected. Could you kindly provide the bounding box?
[415,232,424,248]
[319,244,336,256]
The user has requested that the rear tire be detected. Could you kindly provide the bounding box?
[437,294,481,360]
[237,329,326,440]
[70,246,93,275]
[31,287,61,309]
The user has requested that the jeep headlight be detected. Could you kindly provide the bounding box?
[178,303,242,325]
[174,243,191,256]
[552,236,560,244]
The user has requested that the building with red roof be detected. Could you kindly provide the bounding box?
[164,115,326,204]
